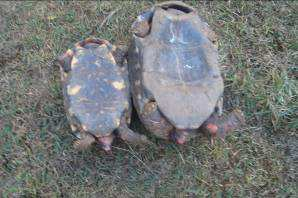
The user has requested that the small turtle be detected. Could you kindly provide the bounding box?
[58,38,150,151]
[129,1,244,144]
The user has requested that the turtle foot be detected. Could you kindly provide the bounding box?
[201,109,245,143]
[118,127,152,145]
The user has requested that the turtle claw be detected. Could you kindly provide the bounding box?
[210,134,224,146]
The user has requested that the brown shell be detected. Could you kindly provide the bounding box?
[60,38,130,137]
[130,1,223,129]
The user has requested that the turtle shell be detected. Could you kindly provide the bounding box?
[61,39,130,137]
[133,2,224,129]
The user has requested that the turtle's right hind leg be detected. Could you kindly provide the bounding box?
[201,109,245,145]
[117,115,152,145]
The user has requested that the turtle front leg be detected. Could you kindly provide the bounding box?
[69,122,96,150]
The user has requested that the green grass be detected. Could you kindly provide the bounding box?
[0,1,297,197]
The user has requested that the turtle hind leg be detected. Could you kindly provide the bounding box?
[141,100,173,140]
[215,96,223,116]
[116,117,151,145]
[117,127,151,145]
[170,129,197,145]
[73,132,96,150]
[201,109,245,145]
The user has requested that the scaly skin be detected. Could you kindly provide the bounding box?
[201,109,245,145]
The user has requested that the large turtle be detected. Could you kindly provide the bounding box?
[58,38,150,151]
[128,1,244,144]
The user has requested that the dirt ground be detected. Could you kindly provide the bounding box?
[0,1,297,197]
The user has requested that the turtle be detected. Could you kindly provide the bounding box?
[58,38,150,151]
[128,1,244,144]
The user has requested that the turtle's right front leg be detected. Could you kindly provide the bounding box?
[117,114,151,145]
